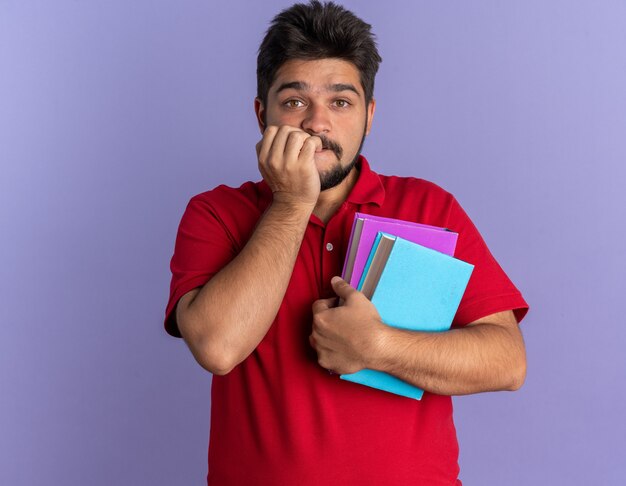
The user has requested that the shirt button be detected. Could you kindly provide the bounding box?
[326,242,334,252]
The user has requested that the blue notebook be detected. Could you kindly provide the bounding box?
[340,235,474,400]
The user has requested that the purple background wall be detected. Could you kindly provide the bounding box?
[1,1,624,484]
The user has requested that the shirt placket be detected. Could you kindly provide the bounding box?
[319,206,349,298]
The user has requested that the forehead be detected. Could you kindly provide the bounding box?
[270,58,363,96]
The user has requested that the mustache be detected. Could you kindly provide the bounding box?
[317,135,343,159]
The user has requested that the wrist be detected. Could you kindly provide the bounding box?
[270,194,316,215]
[363,320,393,371]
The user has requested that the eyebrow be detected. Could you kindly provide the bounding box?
[275,81,361,97]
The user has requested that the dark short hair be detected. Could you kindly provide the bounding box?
[257,1,382,108]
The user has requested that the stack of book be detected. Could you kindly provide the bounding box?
[339,213,474,400]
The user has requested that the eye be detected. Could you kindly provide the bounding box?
[333,99,351,108]
[284,99,305,108]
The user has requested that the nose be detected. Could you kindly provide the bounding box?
[301,103,331,135]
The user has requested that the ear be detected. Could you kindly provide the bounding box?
[365,98,376,136]
[254,98,266,134]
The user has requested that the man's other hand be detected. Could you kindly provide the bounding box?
[256,125,322,208]
[310,276,385,375]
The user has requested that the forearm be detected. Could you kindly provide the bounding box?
[369,317,526,395]
[179,200,312,373]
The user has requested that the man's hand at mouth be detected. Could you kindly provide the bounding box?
[256,125,322,209]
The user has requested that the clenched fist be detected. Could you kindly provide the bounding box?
[256,125,323,208]
[310,277,386,375]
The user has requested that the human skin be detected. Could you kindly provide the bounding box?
[254,58,376,222]
[175,58,373,373]
[176,58,526,393]
[310,278,526,394]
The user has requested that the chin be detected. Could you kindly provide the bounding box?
[318,161,357,192]
[313,152,339,172]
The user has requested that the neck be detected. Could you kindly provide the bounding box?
[313,165,360,224]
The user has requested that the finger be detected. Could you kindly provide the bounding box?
[257,125,279,166]
[330,276,358,300]
[312,297,335,314]
[283,130,311,168]
[266,125,301,168]
[297,135,322,164]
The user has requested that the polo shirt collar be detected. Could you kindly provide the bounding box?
[346,155,386,207]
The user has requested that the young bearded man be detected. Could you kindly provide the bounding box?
[165,2,529,484]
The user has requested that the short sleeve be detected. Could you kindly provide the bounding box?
[164,195,238,337]
[445,197,529,327]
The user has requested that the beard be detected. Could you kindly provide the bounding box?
[317,120,368,191]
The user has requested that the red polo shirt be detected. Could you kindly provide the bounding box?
[165,156,528,485]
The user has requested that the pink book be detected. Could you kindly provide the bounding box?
[342,213,459,288]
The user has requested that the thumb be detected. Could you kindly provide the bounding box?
[330,276,358,300]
